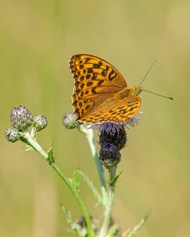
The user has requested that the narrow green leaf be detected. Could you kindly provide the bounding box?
[63,207,74,227]
[47,147,54,164]
[78,170,104,206]
[109,171,122,187]
[72,170,80,191]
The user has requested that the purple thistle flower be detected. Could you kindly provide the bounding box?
[99,123,127,150]
[97,114,141,169]
[99,143,121,168]
[90,113,141,131]
[98,122,128,168]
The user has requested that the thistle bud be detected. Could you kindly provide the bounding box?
[5,128,21,142]
[62,113,78,129]
[33,115,48,131]
[10,106,33,131]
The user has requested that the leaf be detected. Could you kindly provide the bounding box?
[72,170,80,192]
[109,171,122,187]
[77,170,104,206]
[47,147,55,164]
[63,207,74,228]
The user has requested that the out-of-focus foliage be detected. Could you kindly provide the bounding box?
[0,0,189,236]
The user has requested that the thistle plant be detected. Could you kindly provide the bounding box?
[5,106,148,237]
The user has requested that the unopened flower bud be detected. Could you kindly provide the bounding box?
[10,106,33,131]
[5,128,21,142]
[62,113,77,129]
[33,115,48,131]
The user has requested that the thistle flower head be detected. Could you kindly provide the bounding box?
[99,143,121,168]
[10,106,33,131]
[99,123,127,150]
[63,113,78,129]
[98,122,129,169]
[33,115,48,132]
[97,114,141,169]
[98,122,124,135]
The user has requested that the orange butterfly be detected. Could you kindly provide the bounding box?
[70,54,142,124]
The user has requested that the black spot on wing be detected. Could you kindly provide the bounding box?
[108,69,117,81]
[93,61,103,68]
[87,81,93,87]
[87,68,93,73]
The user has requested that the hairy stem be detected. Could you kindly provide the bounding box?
[87,129,106,189]
[98,190,114,237]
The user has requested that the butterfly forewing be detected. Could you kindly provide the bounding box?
[70,54,127,95]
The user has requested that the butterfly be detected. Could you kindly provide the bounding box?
[69,54,143,124]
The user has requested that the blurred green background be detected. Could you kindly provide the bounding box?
[0,0,189,236]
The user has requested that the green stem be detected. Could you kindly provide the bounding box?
[84,127,107,190]
[98,166,117,236]
[20,132,48,159]
[109,166,117,191]
[99,166,117,237]
[98,190,114,237]
[51,163,95,237]
[21,132,95,237]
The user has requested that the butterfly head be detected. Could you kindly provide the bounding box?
[132,86,143,96]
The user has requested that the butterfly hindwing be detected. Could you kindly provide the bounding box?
[80,94,141,124]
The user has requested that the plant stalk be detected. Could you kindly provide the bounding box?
[21,132,95,237]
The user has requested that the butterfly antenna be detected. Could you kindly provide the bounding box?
[138,59,158,87]
[143,89,173,100]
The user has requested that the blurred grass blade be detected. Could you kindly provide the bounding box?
[123,214,149,237]
[63,207,87,237]
[62,207,76,230]
[107,223,119,237]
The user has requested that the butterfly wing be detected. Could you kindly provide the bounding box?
[70,54,127,121]
[81,93,141,124]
